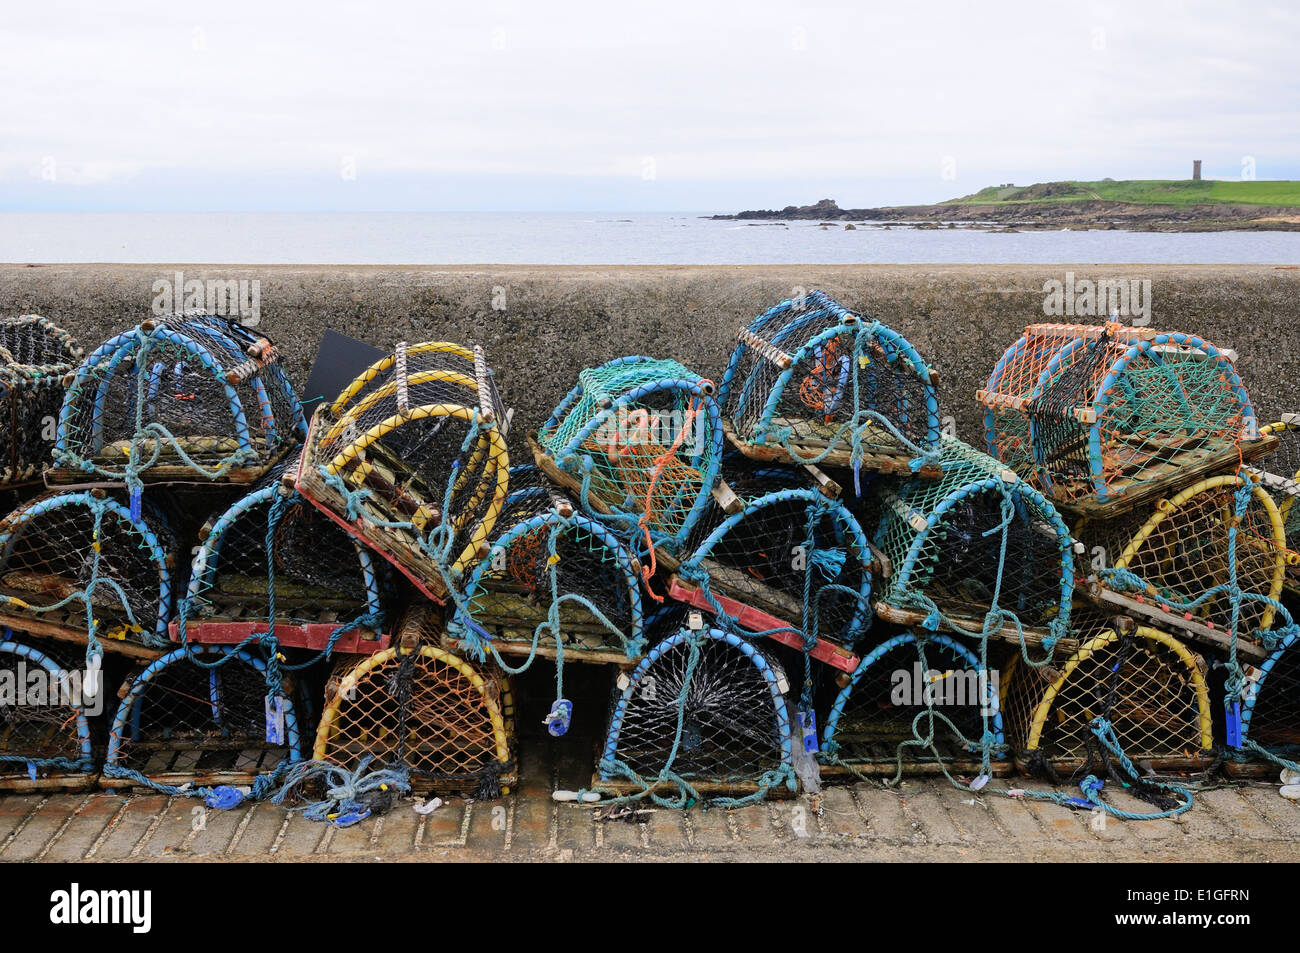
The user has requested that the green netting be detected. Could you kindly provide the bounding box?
[872,436,1076,641]
[981,324,1256,506]
[538,356,724,556]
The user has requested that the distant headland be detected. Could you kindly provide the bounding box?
[710,180,1300,231]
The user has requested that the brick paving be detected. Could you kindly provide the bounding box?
[2,774,1297,863]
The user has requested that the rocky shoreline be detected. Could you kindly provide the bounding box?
[709,198,1300,232]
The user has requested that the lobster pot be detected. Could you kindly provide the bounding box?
[314,605,515,797]
[0,490,177,656]
[669,457,872,665]
[453,465,644,666]
[0,316,83,487]
[177,461,390,653]
[979,323,1265,514]
[536,356,725,556]
[872,438,1077,644]
[1089,474,1293,651]
[1001,614,1213,773]
[104,645,302,790]
[1237,631,1300,761]
[820,631,1004,776]
[1250,417,1300,595]
[297,341,509,601]
[598,626,797,799]
[53,314,304,485]
[0,635,96,791]
[719,291,941,472]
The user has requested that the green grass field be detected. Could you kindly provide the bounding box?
[944,179,1300,207]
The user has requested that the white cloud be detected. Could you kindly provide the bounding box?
[0,0,1296,209]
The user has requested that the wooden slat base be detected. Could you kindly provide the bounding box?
[818,757,1014,778]
[45,443,295,488]
[0,771,99,793]
[1014,752,1217,776]
[439,629,638,669]
[1083,582,1269,663]
[0,609,165,661]
[1221,759,1293,779]
[406,770,517,798]
[724,420,943,478]
[873,602,1077,656]
[169,619,390,653]
[1051,434,1279,519]
[589,770,798,800]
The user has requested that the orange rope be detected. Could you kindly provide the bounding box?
[637,386,711,601]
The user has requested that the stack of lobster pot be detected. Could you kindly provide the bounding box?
[980,319,1295,779]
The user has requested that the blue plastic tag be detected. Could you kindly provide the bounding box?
[129,486,142,524]
[1226,701,1242,748]
[545,698,573,738]
[265,695,286,746]
[798,710,819,753]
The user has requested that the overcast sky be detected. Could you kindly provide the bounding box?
[2,0,1298,211]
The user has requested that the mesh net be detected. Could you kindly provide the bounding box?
[54,314,304,484]
[1253,420,1300,594]
[314,605,515,795]
[0,316,83,486]
[107,646,299,782]
[301,341,509,582]
[1002,612,1211,769]
[872,437,1075,635]
[980,323,1254,505]
[676,455,872,646]
[599,626,794,794]
[456,464,644,663]
[181,457,389,644]
[720,291,939,466]
[0,637,95,782]
[1240,635,1300,759]
[538,356,724,554]
[1095,475,1291,641]
[0,489,178,651]
[821,630,999,769]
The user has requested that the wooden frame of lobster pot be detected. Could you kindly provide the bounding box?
[596,624,798,802]
[718,291,942,475]
[819,630,1009,778]
[314,604,516,798]
[450,465,645,668]
[296,341,510,603]
[533,356,726,563]
[872,437,1079,653]
[665,456,868,674]
[0,489,177,661]
[0,316,83,488]
[173,457,392,654]
[1084,473,1292,662]
[979,322,1273,516]
[51,314,305,486]
[1001,613,1213,775]
[103,643,303,791]
[0,632,98,792]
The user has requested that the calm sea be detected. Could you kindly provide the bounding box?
[2,211,1298,264]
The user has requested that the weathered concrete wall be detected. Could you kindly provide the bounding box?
[2,263,1296,453]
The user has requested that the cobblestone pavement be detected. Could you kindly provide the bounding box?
[3,746,1298,863]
